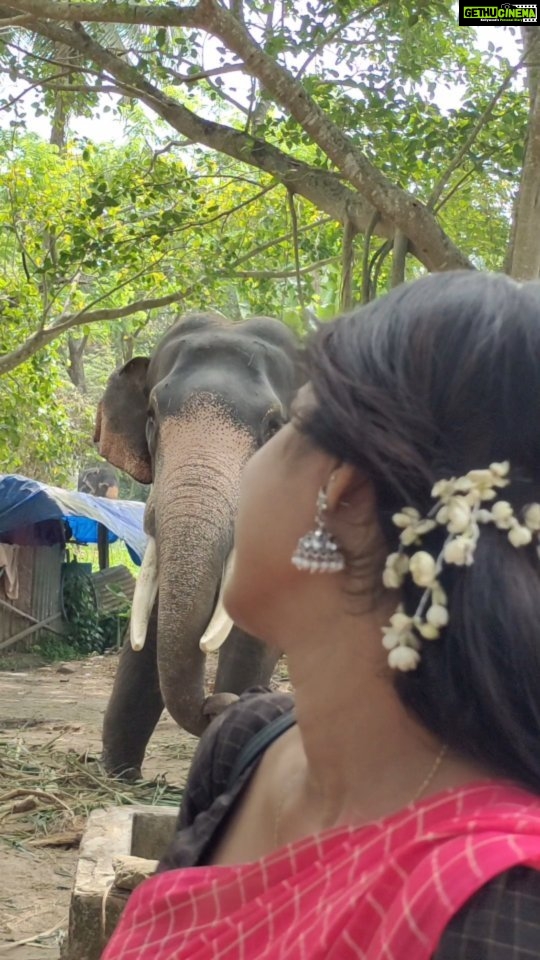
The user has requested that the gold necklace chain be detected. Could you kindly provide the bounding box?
[274,743,448,848]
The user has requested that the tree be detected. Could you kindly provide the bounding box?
[0,122,348,476]
[0,0,534,379]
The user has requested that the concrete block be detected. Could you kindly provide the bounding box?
[63,805,177,960]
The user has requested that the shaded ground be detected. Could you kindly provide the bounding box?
[0,650,290,960]
[0,653,199,960]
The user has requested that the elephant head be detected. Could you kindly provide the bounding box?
[78,465,119,499]
[94,312,301,735]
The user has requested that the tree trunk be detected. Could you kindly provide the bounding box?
[340,218,356,311]
[505,29,540,280]
[50,81,67,151]
[67,333,88,392]
[391,230,408,287]
[122,335,134,363]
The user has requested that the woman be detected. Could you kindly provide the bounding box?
[104,271,540,959]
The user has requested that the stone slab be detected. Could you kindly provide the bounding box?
[62,805,177,960]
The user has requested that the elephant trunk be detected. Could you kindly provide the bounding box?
[153,409,255,736]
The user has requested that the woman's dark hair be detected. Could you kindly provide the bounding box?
[301,270,540,794]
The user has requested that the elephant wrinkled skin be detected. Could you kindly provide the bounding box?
[95,312,302,778]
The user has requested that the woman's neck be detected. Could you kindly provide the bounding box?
[281,608,489,827]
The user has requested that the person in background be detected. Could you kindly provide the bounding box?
[104,271,540,959]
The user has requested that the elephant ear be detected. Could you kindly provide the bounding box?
[94,356,152,484]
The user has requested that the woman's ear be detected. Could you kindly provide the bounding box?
[325,463,372,514]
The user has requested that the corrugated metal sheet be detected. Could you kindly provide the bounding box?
[0,545,65,650]
[31,544,64,643]
[0,546,34,647]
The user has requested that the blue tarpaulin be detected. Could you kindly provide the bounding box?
[0,474,147,564]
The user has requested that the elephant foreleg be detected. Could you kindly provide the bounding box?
[214,627,281,694]
[102,603,163,780]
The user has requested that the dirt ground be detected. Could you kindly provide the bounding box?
[0,652,206,960]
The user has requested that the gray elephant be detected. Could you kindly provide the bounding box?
[78,465,119,499]
[95,311,302,778]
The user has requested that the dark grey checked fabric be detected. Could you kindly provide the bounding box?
[158,689,540,958]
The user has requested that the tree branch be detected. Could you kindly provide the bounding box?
[296,0,390,81]
[287,190,305,313]
[0,67,81,111]
[198,0,472,271]
[506,31,540,279]
[391,229,408,287]
[0,287,192,375]
[427,55,527,211]
[232,256,336,279]
[340,215,356,310]
[4,0,201,27]
[0,11,33,24]
[230,216,333,269]
[164,61,244,85]
[0,249,334,375]
[204,75,250,115]
[362,211,379,304]
[18,17,399,248]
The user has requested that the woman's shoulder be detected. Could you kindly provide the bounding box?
[179,687,295,827]
[436,865,540,959]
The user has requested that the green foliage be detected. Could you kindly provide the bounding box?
[0,0,532,484]
[32,635,81,663]
[0,350,93,482]
[62,565,128,655]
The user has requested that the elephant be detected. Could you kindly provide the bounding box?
[78,465,119,499]
[94,311,302,778]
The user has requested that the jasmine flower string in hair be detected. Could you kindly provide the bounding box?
[382,462,540,671]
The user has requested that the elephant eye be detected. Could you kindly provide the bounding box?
[261,411,286,445]
[146,409,158,454]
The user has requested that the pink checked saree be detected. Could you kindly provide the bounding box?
[103,783,540,960]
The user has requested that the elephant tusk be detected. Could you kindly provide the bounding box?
[199,551,235,653]
[130,536,159,651]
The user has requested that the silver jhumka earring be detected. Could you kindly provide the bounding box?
[291,488,346,573]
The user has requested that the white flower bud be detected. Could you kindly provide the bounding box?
[409,551,437,587]
[392,511,418,529]
[432,479,455,500]
[382,630,400,651]
[454,476,473,493]
[388,645,421,671]
[490,461,510,478]
[432,582,448,606]
[426,604,449,628]
[524,504,540,532]
[385,552,409,575]
[389,611,414,633]
[491,501,513,529]
[415,519,437,536]
[468,469,493,485]
[417,622,440,640]
[443,536,475,566]
[382,568,402,589]
[446,497,471,534]
[508,524,533,548]
[395,554,410,575]
[400,526,418,546]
